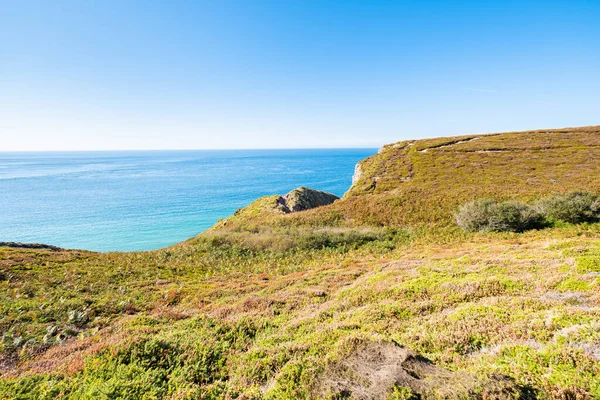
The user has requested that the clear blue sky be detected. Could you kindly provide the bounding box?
[2,0,599,150]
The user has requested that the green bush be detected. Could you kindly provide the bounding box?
[535,191,600,224]
[455,199,544,233]
[389,386,420,400]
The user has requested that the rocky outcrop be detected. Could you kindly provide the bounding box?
[351,162,363,186]
[214,187,339,230]
[276,187,339,213]
[0,242,63,251]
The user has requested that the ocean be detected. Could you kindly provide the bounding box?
[0,149,375,252]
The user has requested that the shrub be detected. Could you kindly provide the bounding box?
[535,191,600,224]
[455,199,544,233]
[389,386,420,400]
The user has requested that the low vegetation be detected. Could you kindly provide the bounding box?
[2,126,600,399]
[455,191,600,233]
[536,191,600,224]
[455,199,544,233]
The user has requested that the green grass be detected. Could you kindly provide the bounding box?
[2,226,600,398]
[2,125,600,399]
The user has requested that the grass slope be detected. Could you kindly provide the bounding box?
[1,126,600,399]
[217,125,600,232]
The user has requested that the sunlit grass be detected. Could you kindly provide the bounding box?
[2,126,600,398]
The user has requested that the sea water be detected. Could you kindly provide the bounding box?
[0,149,375,251]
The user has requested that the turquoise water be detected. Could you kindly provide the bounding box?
[0,149,375,251]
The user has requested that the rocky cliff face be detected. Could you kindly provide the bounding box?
[351,162,362,186]
[276,187,339,213]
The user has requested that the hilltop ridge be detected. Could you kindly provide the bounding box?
[350,125,600,198]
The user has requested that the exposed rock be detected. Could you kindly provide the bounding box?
[0,242,63,251]
[276,187,339,213]
[352,162,363,186]
[316,341,527,400]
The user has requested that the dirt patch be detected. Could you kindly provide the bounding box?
[541,291,588,305]
[315,341,526,399]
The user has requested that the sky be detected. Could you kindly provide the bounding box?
[1,0,599,151]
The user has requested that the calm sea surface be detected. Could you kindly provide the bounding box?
[0,149,375,251]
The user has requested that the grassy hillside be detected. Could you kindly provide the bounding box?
[2,126,600,399]
[213,125,600,233]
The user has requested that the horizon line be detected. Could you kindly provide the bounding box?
[0,146,380,153]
